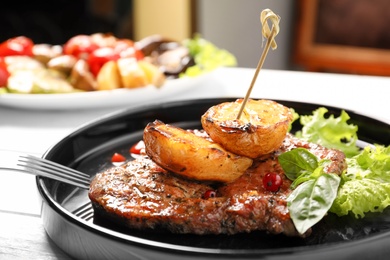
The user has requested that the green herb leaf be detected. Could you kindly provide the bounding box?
[278,148,318,180]
[287,173,340,234]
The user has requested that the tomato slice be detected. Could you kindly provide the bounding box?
[63,35,100,59]
[111,152,126,163]
[129,140,145,155]
[0,36,34,57]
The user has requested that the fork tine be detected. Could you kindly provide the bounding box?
[21,155,90,179]
[16,160,90,186]
[17,156,90,189]
[18,155,90,182]
[73,202,94,221]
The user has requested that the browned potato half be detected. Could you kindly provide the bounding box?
[117,57,148,89]
[201,99,293,158]
[32,44,62,64]
[143,120,253,183]
[138,60,165,87]
[96,60,122,90]
[69,59,97,91]
[47,55,77,76]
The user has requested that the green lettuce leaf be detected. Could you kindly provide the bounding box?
[330,145,390,217]
[181,34,237,77]
[295,107,360,157]
[347,145,390,182]
[330,179,390,218]
[288,108,299,132]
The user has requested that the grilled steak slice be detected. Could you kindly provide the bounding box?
[89,133,346,237]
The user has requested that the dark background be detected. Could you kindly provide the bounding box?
[0,0,133,45]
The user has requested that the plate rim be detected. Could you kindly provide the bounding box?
[0,73,211,110]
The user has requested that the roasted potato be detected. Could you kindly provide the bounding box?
[96,60,122,90]
[47,55,77,76]
[143,120,253,183]
[117,58,165,89]
[69,59,97,91]
[201,99,293,158]
[117,57,149,89]
[32,44,62,64]
[138,60,165,87]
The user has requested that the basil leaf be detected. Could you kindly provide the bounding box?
[278,148,319,180]
[287,173,340,234]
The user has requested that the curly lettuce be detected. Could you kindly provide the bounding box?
[330,145,390,218]
[181,34,237,77]
[295,107,360,157]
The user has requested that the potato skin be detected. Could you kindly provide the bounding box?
[143,120,253,183]
[201,99,293,158]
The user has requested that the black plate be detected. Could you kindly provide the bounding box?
[37,98,390,260]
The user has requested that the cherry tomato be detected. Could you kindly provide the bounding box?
[87,41,144,78]
[0,58,9,87]
[111,152,126,163]
[87,47,120,77]
[115,39,144,60]
[63,35,99,59]
[129,140,145,155]
[0,36,34,57]
[262,173,283,192]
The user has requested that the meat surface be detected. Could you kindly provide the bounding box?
[88,133,347,237]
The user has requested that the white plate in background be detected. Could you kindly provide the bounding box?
[0,73,211,110]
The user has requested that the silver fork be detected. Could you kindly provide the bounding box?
[0,150,90,189]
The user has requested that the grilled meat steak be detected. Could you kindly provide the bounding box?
[89,133,346,237]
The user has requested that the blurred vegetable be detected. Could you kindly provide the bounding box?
[7,69,75,94]
[117,58,149,89]
[0,36,34,57]
[88,47,120,78]
[114,39,144,60]
[63,34,99,59]
[0,58,9,87]
[87,42,144,78]
[70,59,97,91]
[0,33,231,94]
[182,34,237,77]
[96,60,121,90]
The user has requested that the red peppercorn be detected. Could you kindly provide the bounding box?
[262,173,282,192]
[203,190,217,199]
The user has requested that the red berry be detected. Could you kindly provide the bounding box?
[203,190,217,199]
[262,173,282,192]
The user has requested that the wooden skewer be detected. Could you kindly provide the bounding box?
[236,9,280,119]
